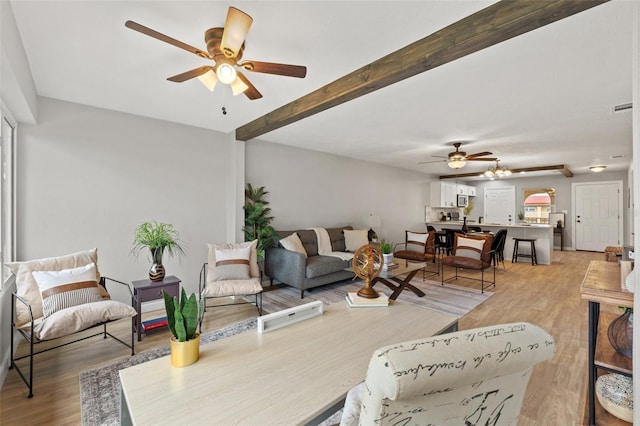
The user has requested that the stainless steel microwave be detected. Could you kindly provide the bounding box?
[457,194,468,207]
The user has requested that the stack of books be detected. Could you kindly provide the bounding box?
[141,316,168,332]
[345,291,389,308]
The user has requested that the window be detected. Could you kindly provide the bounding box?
[523,188,556,224]
[1,109,16,289]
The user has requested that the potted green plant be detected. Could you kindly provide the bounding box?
[163,288,202,367]
[243,183,278,265]
[517,211,525,222]
[380,240,394,268]
[132,221,186,282]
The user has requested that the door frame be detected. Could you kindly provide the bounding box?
[571,180,623,251]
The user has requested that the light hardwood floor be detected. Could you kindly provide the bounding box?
[0,250,606,425]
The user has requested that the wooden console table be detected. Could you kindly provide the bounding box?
[579,261,633,425]
[553,227,564,251]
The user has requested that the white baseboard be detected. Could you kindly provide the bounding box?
[258,301,323,333]
[1,333,23,388]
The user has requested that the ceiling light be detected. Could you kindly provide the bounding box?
[230,76,249,96]
[589,165,606,172]
[448,159,466,169]
[484,160,511,179]
[197,70,218,91]
[216,62,237,85]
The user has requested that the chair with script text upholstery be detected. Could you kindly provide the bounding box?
[199,240,263,332]
[441,232,495,292]
[339,322,555,426]
[8,248,136,398]
[393,230,438,279]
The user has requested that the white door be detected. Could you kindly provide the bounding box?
[484,187,515,225]
[574,182,622,251]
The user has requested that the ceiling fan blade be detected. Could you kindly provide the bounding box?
[236,71,262,100]
[125,20,212,59]
[467,157,498,161]
[167,66,215,82]
[466,151,493,158]
[238,61,307,78]
[418,159,446,165]
[220,7,253,58]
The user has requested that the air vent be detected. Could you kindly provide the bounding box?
[610,154,625,159]
[613,102,633,113]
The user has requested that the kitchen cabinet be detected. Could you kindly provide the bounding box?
[430,182,457,207]
[455,184,477,197]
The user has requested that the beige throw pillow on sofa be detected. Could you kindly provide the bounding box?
[280,233,307,257]
[344,229,369,252]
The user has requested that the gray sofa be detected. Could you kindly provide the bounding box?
[265,226,356,298]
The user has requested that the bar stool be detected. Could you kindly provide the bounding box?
[512,237,538,265]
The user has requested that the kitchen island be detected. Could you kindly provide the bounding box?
[428,222,554,265]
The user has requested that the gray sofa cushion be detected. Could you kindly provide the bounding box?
[326,226,352,252]
[306,255,351,279]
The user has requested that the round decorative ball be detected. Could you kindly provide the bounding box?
[595,373,633,423]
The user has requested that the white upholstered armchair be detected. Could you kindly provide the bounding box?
[8,248,137,398]
[199,239,263,332]
[340,322,555,425]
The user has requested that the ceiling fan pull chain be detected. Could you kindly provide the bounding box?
[221,86,228,115]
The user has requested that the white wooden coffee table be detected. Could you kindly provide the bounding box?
[120,300,458,425]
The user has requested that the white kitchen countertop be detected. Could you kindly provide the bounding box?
[429,221,552,229]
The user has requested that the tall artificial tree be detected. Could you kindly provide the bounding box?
[243,183,277,265]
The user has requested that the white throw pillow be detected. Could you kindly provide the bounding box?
[344,229,369,252]
[32,263,103,318]
[455,236,485,260]
[212,246,251,281]
[280,233,308,257]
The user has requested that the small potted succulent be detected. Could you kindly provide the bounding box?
[380,240,394,269]
[132,221,186,281]
[163,288,202,367]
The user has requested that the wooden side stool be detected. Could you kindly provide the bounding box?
[512,237,538,265]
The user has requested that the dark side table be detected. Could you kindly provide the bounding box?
[132,275,181,341]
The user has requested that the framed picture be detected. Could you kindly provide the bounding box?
[549,212,565,228]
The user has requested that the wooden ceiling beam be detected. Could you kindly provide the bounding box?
[235,0,608,141]
[438,164,574,179]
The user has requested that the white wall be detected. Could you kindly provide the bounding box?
[245,140,431,245]
[460,171,628,250]
[16,97,232,297]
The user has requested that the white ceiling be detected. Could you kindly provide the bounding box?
[9,1,635,179]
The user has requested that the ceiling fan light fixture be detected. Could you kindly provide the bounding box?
[589,165,606,172]
[197,70,218,91]
[221,7,254,58]
[216,62,237,84]
[230,76,249,96]
[448,159,466,169]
